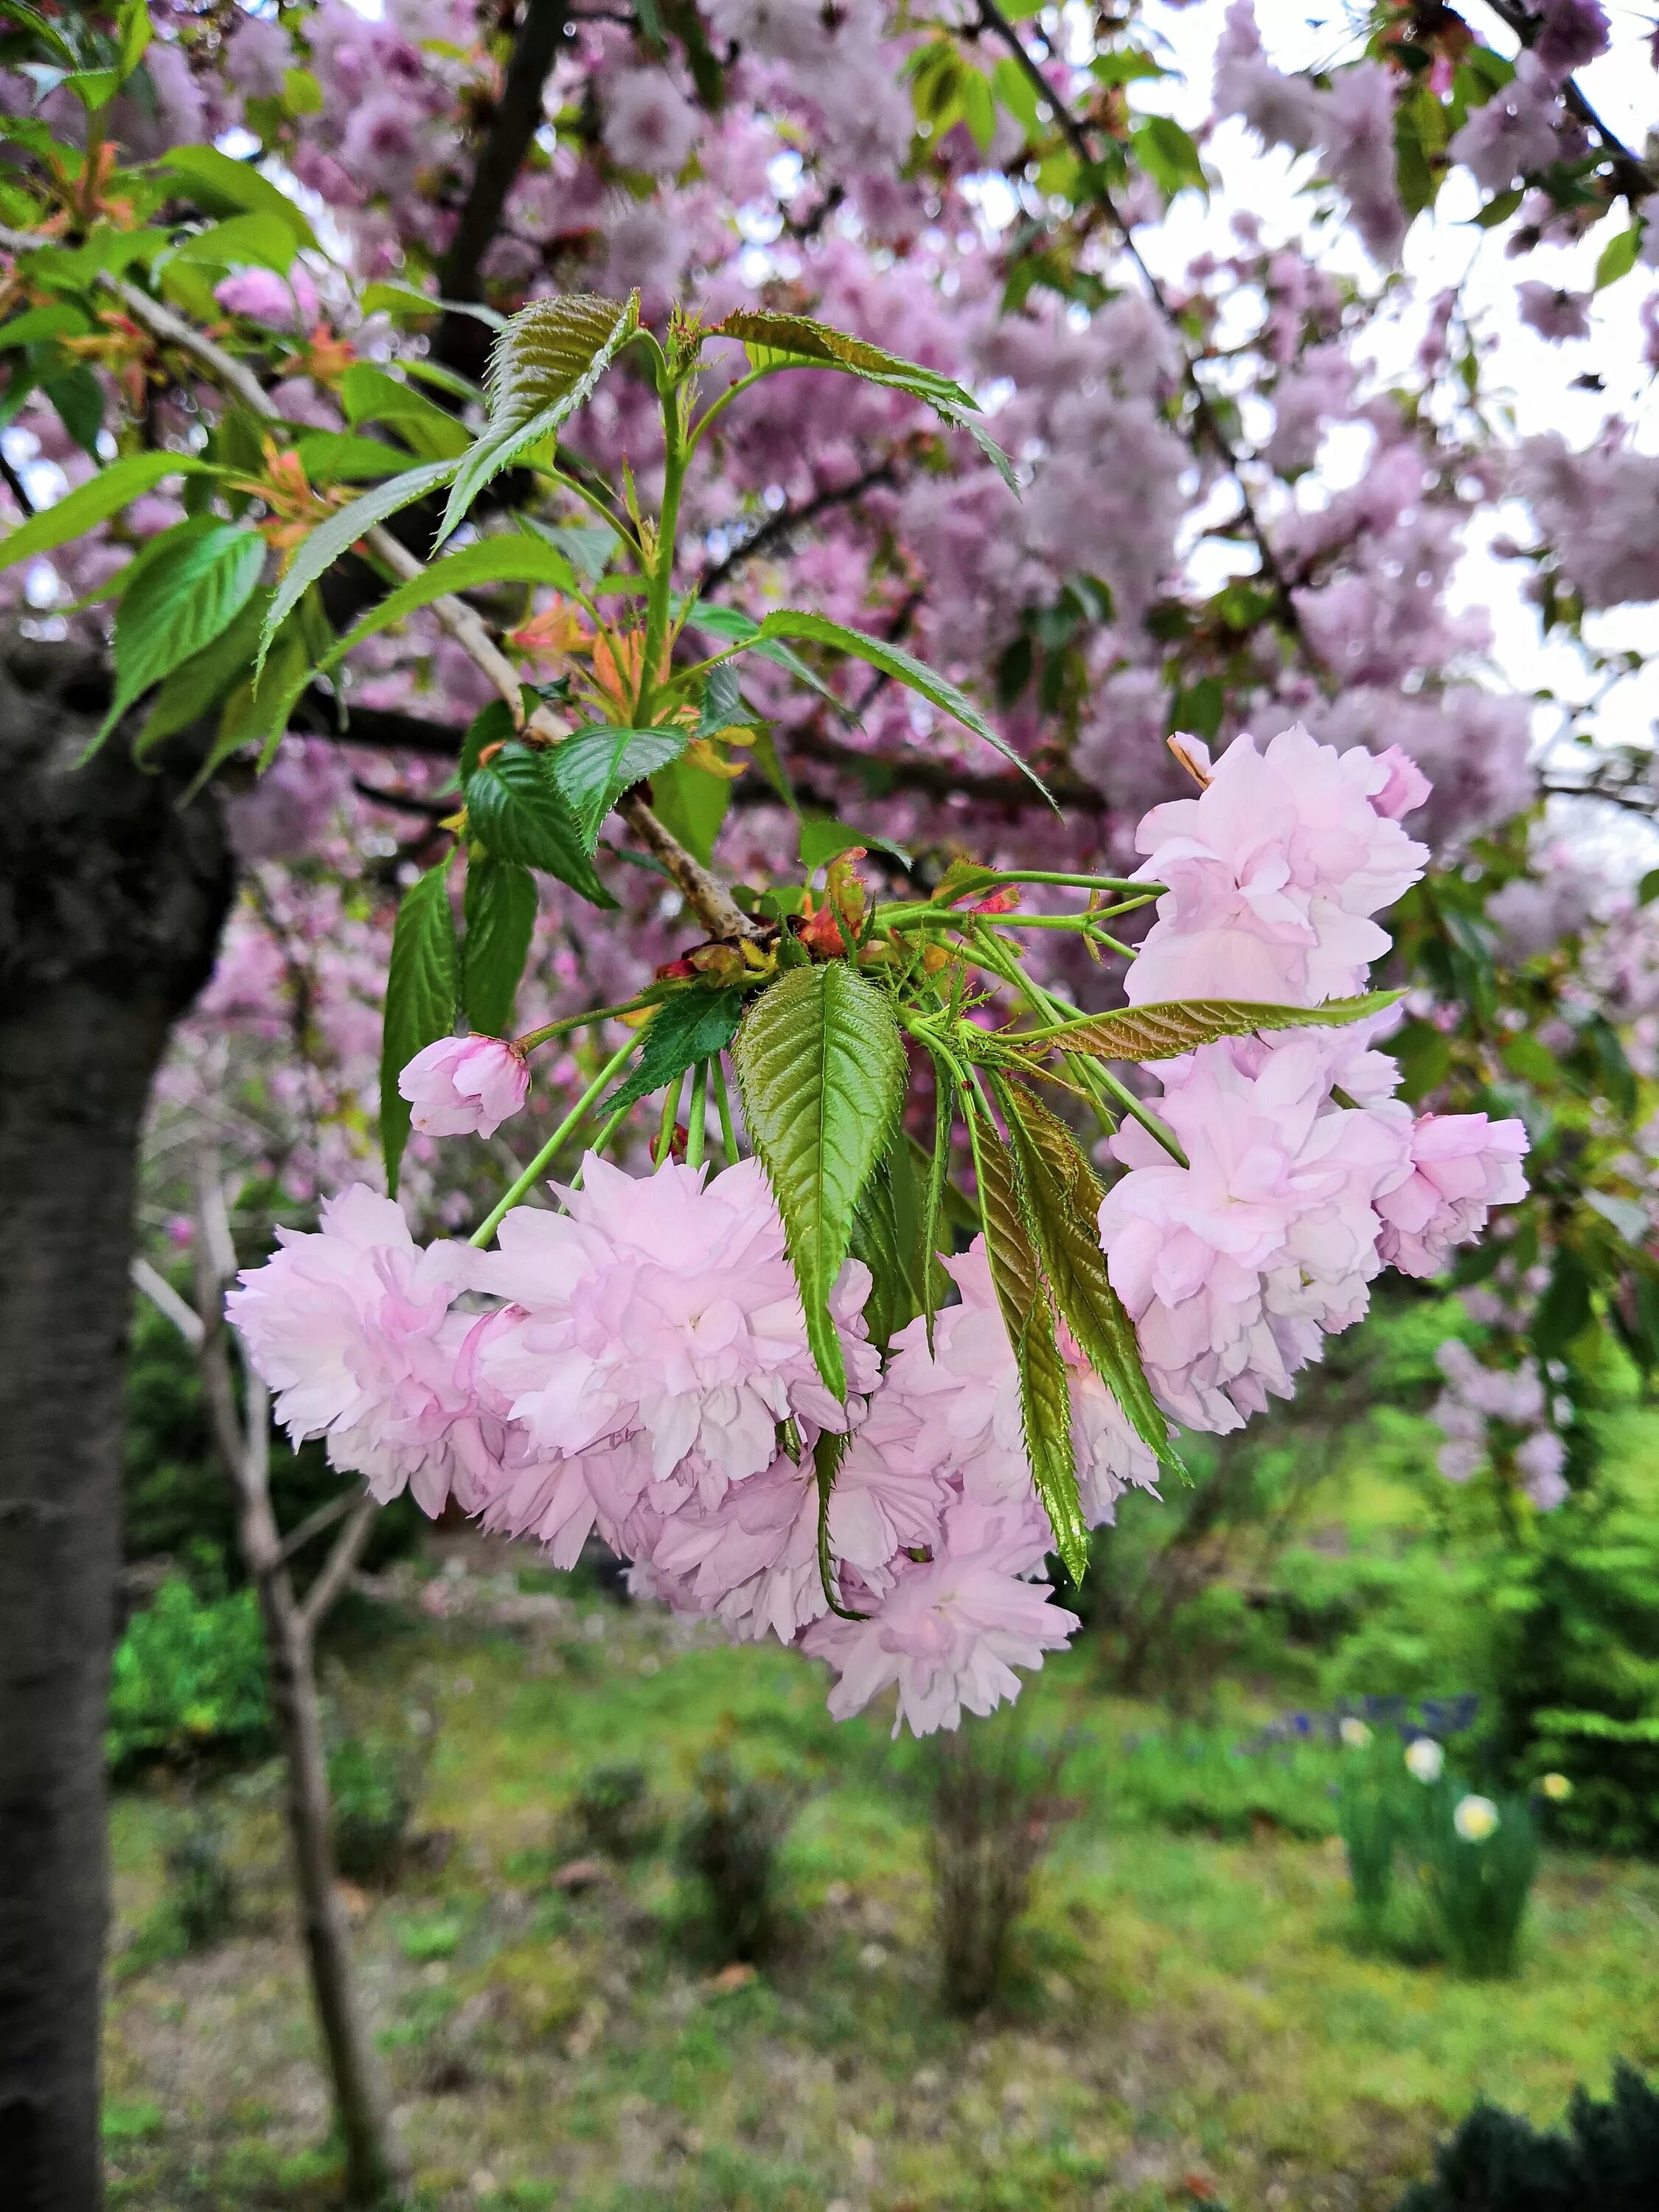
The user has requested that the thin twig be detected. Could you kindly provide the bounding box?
[130,1256,205,1349]
[698,461,899,595]
[298,1499,379,1637]
[276,1487,362,1568]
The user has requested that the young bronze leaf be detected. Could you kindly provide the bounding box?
[995,1078,1176,1475]
[437,291,639,545]
[1032,990,1402,1064]
[734,962,907,1399]
[380,858,460,1195]
[966,1107,1087,1581]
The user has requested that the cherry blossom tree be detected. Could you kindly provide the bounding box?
[2,1,1658,2202]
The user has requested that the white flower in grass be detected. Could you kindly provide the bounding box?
[1339,1717,1373,1749]
[1405,1736,1444,1784]
[1453,1794,1500,1843]
[1540,1772,1573,1803]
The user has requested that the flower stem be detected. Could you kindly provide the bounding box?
[657,1065,685,1161]
[469,1037,636,1248]
[514,995,655,1053]
[685,1058,709,1171]
[712,1051,740,1167]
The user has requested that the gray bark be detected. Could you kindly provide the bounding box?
[0,637,233,2211]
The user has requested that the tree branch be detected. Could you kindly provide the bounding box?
[436,0,568,373]
[298,1498,379,1637]
[972,1,1314,661]
[697,461,899,595]
[1481,1,1656,204]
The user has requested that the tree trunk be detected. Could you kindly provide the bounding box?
[0,637,233,2211]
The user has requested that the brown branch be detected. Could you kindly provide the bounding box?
[698,461,899,596]
[298,1498,380,1638]
[1481,1,1656,204]
[436,0,568,374]
[972,1,1314,661]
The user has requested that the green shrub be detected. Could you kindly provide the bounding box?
[329,1732,425,1884]
[1102,1723,1340,1842]
[107,1575,270,1773]
[1526,1710,1659,1857]
[1395,2060,1659,2209]
[164,1806,237,1950]
[568,1761,662,1861]
[675,1749,799,1965]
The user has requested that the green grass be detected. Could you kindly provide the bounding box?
[103,1590,1659,2212]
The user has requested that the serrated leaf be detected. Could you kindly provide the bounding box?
[711,307,1015,490]
[799,815,912,874]
[0,451,215,570]
[159,144,319,250]
[93,523,267,750]
[462,741,617,907]
[340,364,471,461]
[734,963,907,1399]
[603,985,745,1115]
[698,659,745,736]
[755,609,1054,806]
[1032,990,1402,1063]
[437,291,639,546]
[318,535,581,675]
[549,723,687,851]
[919,1045,958,1352]
[380,858,460,1194]
[257,455,459,669]
[135,585,272,758]
[995,1077,1175,1476]
[462,853,538,1034]
[849,1160,906,1352]
[685,600,850,714]
[966,1109,1087,1580]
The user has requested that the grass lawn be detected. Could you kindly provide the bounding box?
[102,1544,1659,2212]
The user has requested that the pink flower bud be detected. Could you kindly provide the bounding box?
[399,1035,529,1138]
[1369,745,1433,821]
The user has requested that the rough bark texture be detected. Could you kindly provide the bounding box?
[0,636,233,2211]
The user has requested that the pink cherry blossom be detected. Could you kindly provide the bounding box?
[1373,1113,1529,1277]
[399,1034,529,1139]
[473,1155,877,1493]
[801,1496,1079,1736]
[215,264,321,332]
[602,68,700,175]
[1126,726,1429,1007]
[1516,1428,1570,1512]
[225,1184,497,1515]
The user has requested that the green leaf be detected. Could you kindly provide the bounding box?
[340,364,471,461]
[0,302,91,349]
[0,451,215,570]
[647,754,731,867]
[1471,185,1525,229]
[1595,221,1643,291]
[159,145,319,250]
[1133,115,1207,203]
[995,1079,1175,1477]
[170,211,298,275]
[849,1138,932,1352]
[698,658,746,736]
[291,431,412,484]
[918,1044,958,1351]
[94,524,267,749]
[257,456,459,669]
[966,1108,1087,1581]
[44,368,102,455]
[799,815,913,875]
[462,853,538,1035]
[549,724,688,852]
[1032,990,1402,1063]
[462,740,617,908]
[318,535,582,675]
[380,858,461,1195]
[134,585,273,758]
[734,962,907,1399]
[710,307,1015,490]
[437,291,639,546]
[604,986,745,1115]
[361,279,507,330]
[755,609,1054,805]
[684,600,850,714]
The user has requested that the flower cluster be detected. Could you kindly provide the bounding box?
[227,730,1528,1733]
[1431,1339,1570,1512]
[1102,728,1527,1435]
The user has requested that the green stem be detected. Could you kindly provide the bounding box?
[543,465,645,567]
[656,1065,685,1162]
[514,996,655,1052]
[712,1051,740,1167]
[686,362,776,459]
[639,375,689,721]
[969,925,1189,1168]
[566,1103,630,1197]
[470,1037,636,1248]
[685,1058,709,1171]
